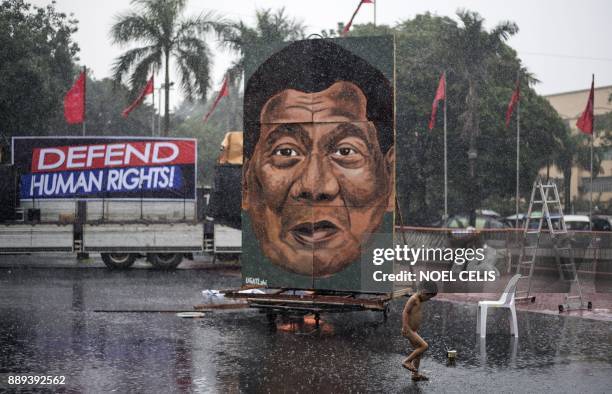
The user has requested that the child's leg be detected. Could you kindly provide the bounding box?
[410,355,429,381]
[402,332,428,372]
[405,332,428,363]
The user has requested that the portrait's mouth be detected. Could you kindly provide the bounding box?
[289,220,340,246]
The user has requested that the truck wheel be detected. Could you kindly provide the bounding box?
[101,253,137,269]
[148,253,183,270]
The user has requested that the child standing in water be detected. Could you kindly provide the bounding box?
[402,281,438,381]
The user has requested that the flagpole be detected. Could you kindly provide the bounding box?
[82,66,86,136]
[516,72,520,228]
[443,70,448,220]
[226,73,231,131]
[151,73,155,136]
[158,87,162,136]
[589,74,594,227]
[590,132,593,222]
[374,0,377,26]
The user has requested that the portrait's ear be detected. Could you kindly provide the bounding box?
[242,158,251,210]
[384,145,395,212]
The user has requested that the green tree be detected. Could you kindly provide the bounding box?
[597,113,612,134]
[218,8,305,130]
[85,76,156,136]
[0,0,79,139]
[219,8,305,80]
[596,93,612,144]
[349,13,569,224]
[174,95,236,186]
[448,10,519,213]
[110,0,221,136]
[552,130,603,210]
[174,8,305,185]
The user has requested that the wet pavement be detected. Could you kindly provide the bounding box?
[1,256,611,393]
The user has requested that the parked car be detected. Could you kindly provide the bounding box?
[506,212,590,231]
[563,215,591,231]
[505,213,526,228]
[591,215,612,231]
[445,214,510,230]
[475,209,502,219]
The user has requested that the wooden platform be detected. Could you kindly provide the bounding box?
[222,287,413,317]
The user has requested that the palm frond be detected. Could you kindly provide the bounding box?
[129,49,162,93]
[132,0,187,15]
[491,21,518,41]
[111,0,213,134]
[110,12,160,45]
[111,45,159,85]
[174,38,211,101]
[217,7,305,83]
[172,12,223,46]
[218,21,255,53]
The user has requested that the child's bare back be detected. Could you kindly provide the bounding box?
[402,294,423,333]
[401,282,438,381]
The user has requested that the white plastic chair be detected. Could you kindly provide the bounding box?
[476,274,521,338]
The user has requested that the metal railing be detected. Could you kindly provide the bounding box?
[394,226,612,275]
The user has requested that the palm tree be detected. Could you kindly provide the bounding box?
[218,8,305,130]
[110,0,221,135]
[448,10,518,212]
[219,8,305,82]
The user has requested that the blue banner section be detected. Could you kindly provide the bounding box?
[20,165,184,199]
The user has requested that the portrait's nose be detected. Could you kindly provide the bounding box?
[290,153,340,203]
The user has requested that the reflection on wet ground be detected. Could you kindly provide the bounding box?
[1,265,611,393]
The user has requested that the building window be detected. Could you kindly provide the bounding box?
[602,149,612,161]
[581,176,612,193]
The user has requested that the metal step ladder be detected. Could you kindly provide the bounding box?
[514,177,590,311]
[553,235,591,312]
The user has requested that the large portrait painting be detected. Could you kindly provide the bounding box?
[242,36,395,292]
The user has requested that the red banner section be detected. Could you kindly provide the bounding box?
[31,140,196,173]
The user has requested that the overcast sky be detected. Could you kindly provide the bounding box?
[32,0,612,111]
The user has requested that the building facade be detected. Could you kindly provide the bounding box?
[543,85,612,213]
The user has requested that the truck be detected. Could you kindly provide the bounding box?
[0,135,242,269]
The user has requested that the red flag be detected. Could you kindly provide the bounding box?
[122,76,154,118]
[428,73,446,130]
[203,75,229,123]
[64,70,86,124]
[342,0,373,36]
[576,76,594,135]
[505,78,520,128]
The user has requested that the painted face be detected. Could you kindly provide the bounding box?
[244,81,394,277]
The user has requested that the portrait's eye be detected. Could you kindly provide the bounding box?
[273,147,299,157]
[334,147,357,156]
[330,144,365,168]
[269,143,303,168]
